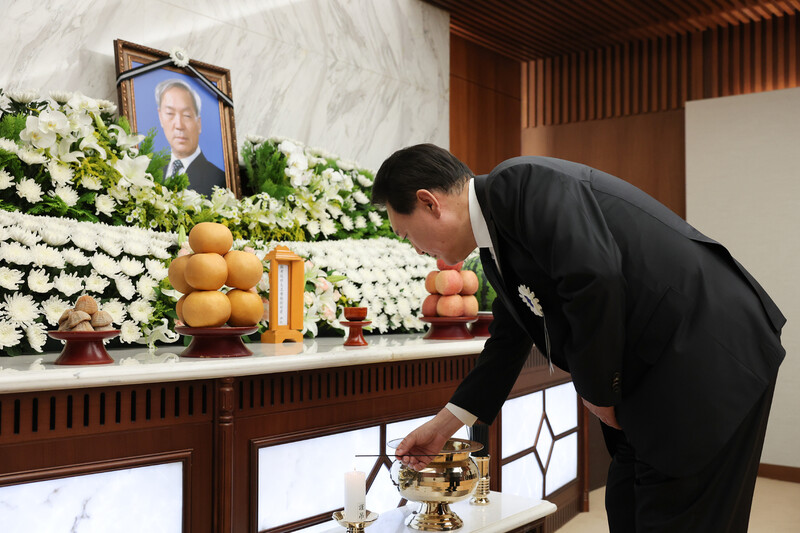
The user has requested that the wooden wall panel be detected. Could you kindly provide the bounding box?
[450,34,521,175]
[526,12,800,127]
[522,110,686,217]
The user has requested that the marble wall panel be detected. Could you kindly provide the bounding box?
[0,0,449,170]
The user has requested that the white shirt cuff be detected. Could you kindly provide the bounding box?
[445,403,478,427]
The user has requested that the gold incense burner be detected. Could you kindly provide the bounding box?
[389,438,482,531]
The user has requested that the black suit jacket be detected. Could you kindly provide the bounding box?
[163,151,226,197]
[449,156,785,477]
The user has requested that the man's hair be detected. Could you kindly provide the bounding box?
[371,144,473,214]
[154,78,202,116]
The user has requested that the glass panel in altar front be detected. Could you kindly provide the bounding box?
[546,432,578,496]
[501,453,543,500]
[545,382,578,435]
[501,390,543,457]
[0,462,182,532]
[258,427,380,531]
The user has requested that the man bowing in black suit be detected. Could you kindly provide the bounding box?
[372,144,785,533]
[155,78,226,196]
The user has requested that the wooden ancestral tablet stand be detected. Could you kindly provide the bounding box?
[261,245,304,343]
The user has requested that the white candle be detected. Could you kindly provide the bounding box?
[343,469,366,522]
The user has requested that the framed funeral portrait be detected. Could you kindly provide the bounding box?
[113,39,241,197]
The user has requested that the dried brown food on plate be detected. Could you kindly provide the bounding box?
[65,310,91,329]
[90,310,113,328]
[75,295,99,315]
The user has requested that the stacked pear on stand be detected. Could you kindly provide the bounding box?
[168,222,264,328]
[422,259,480,318]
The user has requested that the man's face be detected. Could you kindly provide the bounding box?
[386,191,473,265]
[158,87,201,159]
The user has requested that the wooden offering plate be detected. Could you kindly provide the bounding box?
[48,330,121,365]
[420,317,477,340]
[175,326,259,358]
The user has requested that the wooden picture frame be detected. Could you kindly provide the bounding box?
[113,39,241,197]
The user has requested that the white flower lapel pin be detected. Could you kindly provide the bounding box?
[518,284,544,317]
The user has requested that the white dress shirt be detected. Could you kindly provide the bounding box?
[443,178,498,428]
[167,146,202,177]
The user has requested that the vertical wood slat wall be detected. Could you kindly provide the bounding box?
[525,12,800,128]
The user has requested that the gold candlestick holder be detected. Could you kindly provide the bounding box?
[470,455,490,505]
[332,510,379,533]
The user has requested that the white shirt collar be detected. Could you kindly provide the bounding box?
[168,145,201,176]
[469,178,492,249]
[469,178,500,269]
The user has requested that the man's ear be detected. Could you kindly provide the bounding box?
[416,189,441,217]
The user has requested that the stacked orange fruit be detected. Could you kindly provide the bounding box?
[168,222,264,327]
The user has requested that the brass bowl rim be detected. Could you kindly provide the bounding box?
[387,437,483,458]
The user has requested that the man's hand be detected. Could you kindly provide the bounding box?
[582,398,621,429]
[394,408,464,471]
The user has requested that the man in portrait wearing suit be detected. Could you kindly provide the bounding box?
[155,78,225,196]
[372,144,785,533]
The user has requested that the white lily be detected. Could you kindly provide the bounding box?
[78,136,106,159]
[108,125,144,150]
[114,153,152,187]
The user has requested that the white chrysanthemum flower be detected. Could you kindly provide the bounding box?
[340,215,354,231]
[52,185,79,207]
[148,241,172,260]
[0,138,19,154]
[368,211,382,225]
[0,169,14,190]
[81,174,103,190]
[115,276,136,300]
[84,272,110,293]
[70,230,97,251]
[136,276,158,301]
[41,295,71,326]
[119,257,145,277]
[337,160,354,171]
[96,99,117,113]
[352,190,369,204]
[16,177,43,203]
[2,293,40,324]
[38,227,69,246]
[145,258,169,281]
[97,236,123,257]
[61,247,90,266]
[0,322,23,350]
[95,194,116,217]
[356,174,373,187]
[27,269,53,293]
[90,253,119,277]
[8,226,39,246]
[48,162,74,187]
[0,266,24,290]
[102,300,126,324]
[30,244,65,268]
[7,89,39,103]
[354,216,367,229]
[119,320,141,343]
[518,284,544,317]
[320,219,337,236]
[17,148,48,166]
[128,299,154,323]
[123,239,150,257]
[341,281,362,302]
[53,272,83,296]
[307,220,320,236]
[26,323,48,352]
[0,241,31,265]
[49,90,74,104]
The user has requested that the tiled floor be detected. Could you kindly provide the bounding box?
[557,477,800,532]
